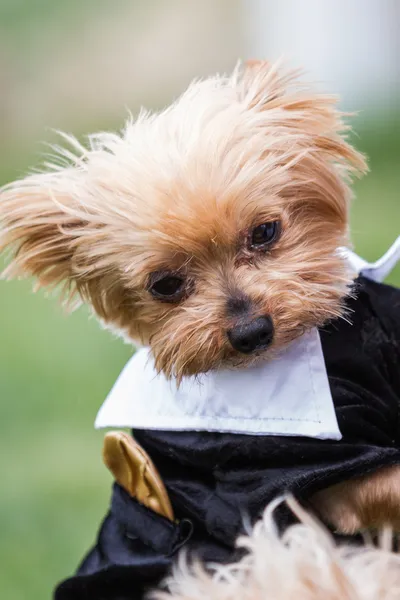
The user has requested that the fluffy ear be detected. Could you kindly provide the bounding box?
[0,131,145,339]
[0,169,82,289]
[0,153,110,311]
[236,59,368,178]
[0,147,140,329]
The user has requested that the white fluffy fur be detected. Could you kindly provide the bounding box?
[152,498,400,600]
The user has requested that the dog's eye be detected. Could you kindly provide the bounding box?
[250,221,280,249]
[149,274,185,301]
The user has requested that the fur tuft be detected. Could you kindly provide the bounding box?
[152,498,400,600]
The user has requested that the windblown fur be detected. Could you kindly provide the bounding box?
[0,60,367,379]
[153,498,400,600]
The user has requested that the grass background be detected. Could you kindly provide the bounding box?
[0,2,399,599]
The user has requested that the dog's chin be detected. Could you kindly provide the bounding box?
[156,326,310,379]
[219,349,274,372]
[169,347,276,381]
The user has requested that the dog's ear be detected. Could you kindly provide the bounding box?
[0,160,99,307]
[237,58,368,179]
[0,139,141,328]
[1,171,77,277]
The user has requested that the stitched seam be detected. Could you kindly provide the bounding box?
[131,414,321,423]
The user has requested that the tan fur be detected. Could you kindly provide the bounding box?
[152,498,400,600]
[0,60,366,381]
[310,465,400,534]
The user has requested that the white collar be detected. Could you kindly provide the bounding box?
[95,236,399,440]
[95,328,340,440]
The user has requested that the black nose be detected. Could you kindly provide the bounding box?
[227,316,274,354]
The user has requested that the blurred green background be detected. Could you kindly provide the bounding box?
[0,2,399,599]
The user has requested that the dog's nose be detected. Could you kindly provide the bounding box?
[227,316,274,354]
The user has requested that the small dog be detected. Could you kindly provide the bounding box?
[1,60,399,541]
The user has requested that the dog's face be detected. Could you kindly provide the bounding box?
[0,61,367,379]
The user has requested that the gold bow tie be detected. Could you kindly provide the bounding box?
[102,431,174,521]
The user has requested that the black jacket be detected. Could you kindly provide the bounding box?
[55,277,400,600]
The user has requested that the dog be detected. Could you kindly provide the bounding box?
[1,60,400,599]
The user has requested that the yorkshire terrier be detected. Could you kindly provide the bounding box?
[1,59,400,545]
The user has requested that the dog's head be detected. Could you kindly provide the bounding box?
[0,61,367,379]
